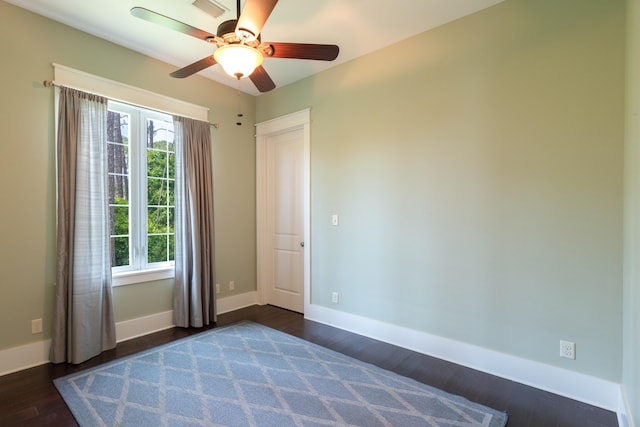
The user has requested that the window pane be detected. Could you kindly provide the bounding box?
[108,173,129,202]
[111,205,129,235]
[147,177,167,205]
[148,235,168,263]
[148,207,168,233]
[107,143,129,202]
[147,118,173,148]
[107,109,131,270]
[168,207,174,233]
[108,111,129,146]
[168,181,175,205]
[111,237,129,267]
[147,150,167,178]
[107,145,129,173]
[146,117,174,266]
[168,153,175,179]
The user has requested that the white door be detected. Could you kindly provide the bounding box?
[256,110,310,313]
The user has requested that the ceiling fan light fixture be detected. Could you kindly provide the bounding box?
[214,44,263,79]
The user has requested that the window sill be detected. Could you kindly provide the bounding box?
[112,267,174,287]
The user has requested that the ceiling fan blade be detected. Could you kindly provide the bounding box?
[249,65,276,92]
[264,42,339,61]
[131,7,217,41]
[170,56,217,78]
[235,0,278,38]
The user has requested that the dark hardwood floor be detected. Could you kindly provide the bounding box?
[0,305,618,426]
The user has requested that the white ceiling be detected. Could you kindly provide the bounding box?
[6,0,504,96]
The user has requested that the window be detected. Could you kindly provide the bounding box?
[53,64,209,285]
[107,101,175,285]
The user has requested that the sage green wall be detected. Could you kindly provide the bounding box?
[624,0,640,423]
[257,0,625,382]
[0,1,257,350]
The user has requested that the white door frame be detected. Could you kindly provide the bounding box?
[256,109,311,312]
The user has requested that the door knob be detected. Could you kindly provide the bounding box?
[300,242,304,247]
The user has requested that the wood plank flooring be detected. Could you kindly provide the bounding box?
[0,305,618,426]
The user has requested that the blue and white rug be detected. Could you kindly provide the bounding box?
[54,321,508,426]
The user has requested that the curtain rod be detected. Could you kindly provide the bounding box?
[42,80,220,129]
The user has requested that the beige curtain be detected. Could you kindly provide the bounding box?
[173,115,216,327]
[50,87,116,364]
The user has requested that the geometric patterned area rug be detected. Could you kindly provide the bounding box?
[54,321,508,427]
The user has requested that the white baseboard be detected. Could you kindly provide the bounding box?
[0,311,176,377]
[115,291,260,341]
[0,339,52,377]
[0,292,258,377]
[115,310,175,343]
[618,386,635,427]
[305,303,621,412]
[216,291,259,314]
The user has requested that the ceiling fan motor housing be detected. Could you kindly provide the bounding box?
[216,19,237,38]
[214,19,261,46]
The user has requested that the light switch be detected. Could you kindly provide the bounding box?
[332,214,339,226]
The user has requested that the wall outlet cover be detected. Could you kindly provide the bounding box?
[31,318,43,334]
[560,340,576,359]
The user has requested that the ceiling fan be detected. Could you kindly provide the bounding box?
[131,0,339,93]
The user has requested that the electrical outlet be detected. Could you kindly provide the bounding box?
[229,280,235,291]
[215,283,220,294]
[560,340,576,359]
[31,318,43,334]
[331,292,339,304]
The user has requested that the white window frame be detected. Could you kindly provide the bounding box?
[108,102,176,286]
